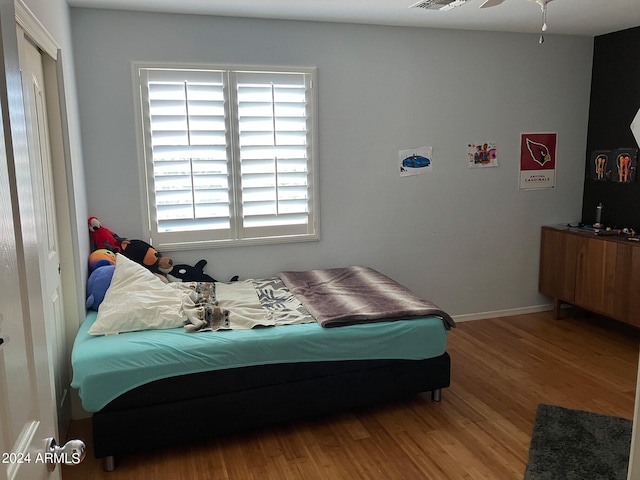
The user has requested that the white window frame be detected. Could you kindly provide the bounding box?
[133,62,319,251]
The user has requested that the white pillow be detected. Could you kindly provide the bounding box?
[88,253,186,335]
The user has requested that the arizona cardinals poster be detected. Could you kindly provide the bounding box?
[519,133,556,189]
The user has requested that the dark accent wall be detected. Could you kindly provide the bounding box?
[582,26,640,230]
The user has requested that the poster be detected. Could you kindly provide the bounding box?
[520,132,556,190]
[589,150,611,181]
[467,142,498,168]
[399,146,433,177]
[611,148,637,183]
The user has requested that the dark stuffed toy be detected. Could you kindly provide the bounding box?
[168,259,239,283]
[120,239,173,280]
[168,260,217,282]
[88,216,123,252]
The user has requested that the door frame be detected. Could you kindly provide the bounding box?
[14,0,83,438]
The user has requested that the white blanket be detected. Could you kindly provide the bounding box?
[216,281,276,329]
[180,280,275,331]
[89,254,187,335]
[88,254,273,335]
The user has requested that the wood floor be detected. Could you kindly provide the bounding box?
[62,309,639,480]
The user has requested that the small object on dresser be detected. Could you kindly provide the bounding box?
[593,202,603,228]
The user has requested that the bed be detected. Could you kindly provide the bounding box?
[71,255,455,471]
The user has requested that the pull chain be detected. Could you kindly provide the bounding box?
[539,2,547,44]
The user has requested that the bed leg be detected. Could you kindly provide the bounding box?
[102,456,115,472]
[431,388,442,402]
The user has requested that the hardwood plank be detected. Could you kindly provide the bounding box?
[62,310,639,480]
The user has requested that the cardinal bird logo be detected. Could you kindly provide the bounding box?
[526,138,552,167]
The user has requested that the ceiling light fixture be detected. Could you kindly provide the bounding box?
[536,0,551,43]
[479,0,554,44]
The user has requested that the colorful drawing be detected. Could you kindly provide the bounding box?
[399,146,433,177]
[468,142,498,168]
[402,155,431,169]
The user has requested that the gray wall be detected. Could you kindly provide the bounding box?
[71,8,593,318]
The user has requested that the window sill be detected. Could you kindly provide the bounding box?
[155,232,320,253]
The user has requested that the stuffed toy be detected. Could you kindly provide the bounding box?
[168,260,217,283]
[86,264,115,311]
[88,249,116,272]
[120,239,173,280]
[168,259,239,283]
[88,216,123,252]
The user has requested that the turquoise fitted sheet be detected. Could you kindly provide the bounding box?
[71,311,449,412]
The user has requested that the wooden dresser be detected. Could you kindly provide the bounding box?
[539,225,640,327]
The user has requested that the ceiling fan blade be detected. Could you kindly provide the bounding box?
[479,0,506,8]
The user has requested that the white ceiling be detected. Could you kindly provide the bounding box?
[66,0,640,37]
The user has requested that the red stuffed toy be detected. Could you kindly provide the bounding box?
[88,216,122,252]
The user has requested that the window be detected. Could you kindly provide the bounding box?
[134,64,318,250]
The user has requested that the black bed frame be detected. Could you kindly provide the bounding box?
[93,353,451,471]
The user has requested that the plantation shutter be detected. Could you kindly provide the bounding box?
[141,68,232,245]
[138,65,317,249]
[233,71,313,239]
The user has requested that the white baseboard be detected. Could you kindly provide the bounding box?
[452,304,553,323]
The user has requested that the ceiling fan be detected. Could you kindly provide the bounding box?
[480,0,553,42]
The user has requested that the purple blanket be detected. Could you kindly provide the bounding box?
[279,266,455,329]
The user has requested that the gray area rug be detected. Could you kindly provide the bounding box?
[524,404,632,480]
